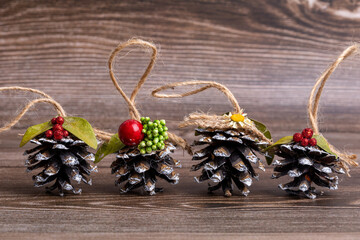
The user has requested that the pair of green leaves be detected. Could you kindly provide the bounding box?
[20,117,98,149]
[264,134,337,165]
[21,115,124,163]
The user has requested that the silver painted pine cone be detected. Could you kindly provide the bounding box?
[272,143,345,199]
[191,128,267,197]
[24,133,97,196]
[111,142,181,195]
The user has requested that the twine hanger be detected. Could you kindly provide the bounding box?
[0,86,111,139]
[0,86,66,134]
[0,87,116,141]
[101,38,190,152]
[307,43,359,173]
[108,38,157,121]
[152,80,272,144]
[152,81,242,114]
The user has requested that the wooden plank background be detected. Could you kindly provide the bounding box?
[1,0,360,239]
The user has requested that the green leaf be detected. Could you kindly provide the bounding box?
[94,133,125,163]
[264,135,293,152]
[249,119,273,164]
[263,135,293,165]
[313,134,337,157]
[251,118,272,141]
[62,116,97,149]
[265,149,275,165]
[20,121,52,147]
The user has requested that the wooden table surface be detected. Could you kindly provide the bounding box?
[1,0,360,239]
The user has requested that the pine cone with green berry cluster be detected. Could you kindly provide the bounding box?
[109,117,181,195]
[270,128,345,199]
[23,116,98,196]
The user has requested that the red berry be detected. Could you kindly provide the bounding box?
[300,138,309,147]
[51,118,57,125]
[53,130,63,140]
[302,128,313,139]
[45,130,53,139]
[56,116,64,125]
[63,130,69,138]
[118,119,144,146]
[293,133,303,142]
[309,138,317,146]
[52,124,63,132]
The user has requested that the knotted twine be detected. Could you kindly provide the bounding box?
[99,38,190,152]
[152,81,273,145]
[308,44,359,174]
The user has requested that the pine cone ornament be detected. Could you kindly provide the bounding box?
[21,116,98,196]
[93,39,190,195]
[271,128,346,199]
[190,113,270,197]
[96,117,183,195]
[111,141,180,195]
[269,45,360,199]
[152,81,273,197]
[191,127,267,197]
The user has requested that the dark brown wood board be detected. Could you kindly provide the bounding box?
[1,0,360,239]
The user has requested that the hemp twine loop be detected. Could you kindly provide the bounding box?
[103,38,190,152]
[0,86,66,134]
[0,86,109,140]
[308,44,359,173]
[108,38,157,121]
[152,80,272,144]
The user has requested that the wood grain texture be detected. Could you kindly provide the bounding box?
[1,0,360,238]
[2,233,360,240]
[0,166,360,238]
[1,0,360,133]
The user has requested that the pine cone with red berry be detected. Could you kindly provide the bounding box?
[269,128,345,199]
[22,116,98,196]
[96,117,181,195]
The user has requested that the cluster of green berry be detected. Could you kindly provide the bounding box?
[138,117,169,154]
